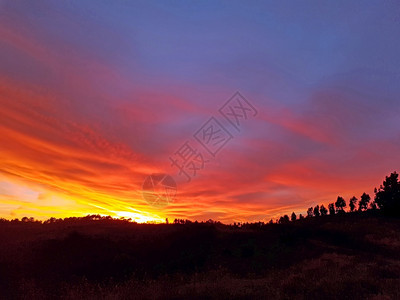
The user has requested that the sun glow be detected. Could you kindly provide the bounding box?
[112,210,165,223]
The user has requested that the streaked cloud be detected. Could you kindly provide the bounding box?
[1,1,399,223]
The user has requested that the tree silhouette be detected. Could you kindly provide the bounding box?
[279,215,290,224]
[358,193,371,211]
[307,207,314,218]
[369,201,377,210]
[349,196,357,212]
[335,196,346,213]
[320,205,328,216]
[299,214,304,220]
[291,212,297,221]
[374,172,400,215]
[313,205,320,217]
[328,203,335,215]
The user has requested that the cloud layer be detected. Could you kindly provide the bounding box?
[1,1,399,222]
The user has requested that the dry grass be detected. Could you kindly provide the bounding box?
[2,214,400,299]
[16,252,400,300]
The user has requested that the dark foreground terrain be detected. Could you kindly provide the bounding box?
[1,212,399,299]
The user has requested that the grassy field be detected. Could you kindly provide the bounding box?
[1,212,399,299]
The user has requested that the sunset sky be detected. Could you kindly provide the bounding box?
[1,1,399,223]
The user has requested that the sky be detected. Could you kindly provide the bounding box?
[1,0,399,223]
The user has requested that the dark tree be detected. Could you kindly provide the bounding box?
[279,215,290,224]
[320,205,328,216]
[349,196,357,212]
[369,201,377,210]
[335,196,346,213]
[313,205,320,217]
[307,207,314,218]
[328,203,335,215]
[291,212,297,221]
[299,214,304,220]
[374,172,400,215]
[358,193,371,211]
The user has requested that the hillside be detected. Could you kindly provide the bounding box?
[0,212,399,299]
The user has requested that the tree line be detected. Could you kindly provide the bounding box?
[1,171,398,227]
[277,171,400,224]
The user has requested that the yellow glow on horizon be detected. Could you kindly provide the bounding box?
[112,210,165,223]
[0,176,166,223]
